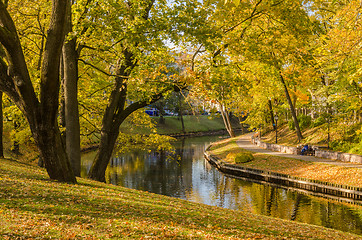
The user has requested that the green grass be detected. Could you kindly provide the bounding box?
[156,115,227,134]
[1,158,361,239]
[120,115,239,135]
[262,122,330,147]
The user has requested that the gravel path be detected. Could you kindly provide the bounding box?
[236,133,362,169]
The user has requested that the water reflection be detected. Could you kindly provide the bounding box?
[82,136,362,235]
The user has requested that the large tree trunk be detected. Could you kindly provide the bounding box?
[87,53,167,182]
[33,121,75,182]
[38,0,76,182]
[0,91,3,158]
[279,73,303,142]
[0,0,76,183]
[88,75,127,182]
[88,125,119,182]
[63,1,81,176]
[87,1,173,182]
[87,76,165,182]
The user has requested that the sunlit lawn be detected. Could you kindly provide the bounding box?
[1,158,361,239]
[120,115,236,135]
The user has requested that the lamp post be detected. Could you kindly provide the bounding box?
[274,115,278,144]
[327,114,330,149]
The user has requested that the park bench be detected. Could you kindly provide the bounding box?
[297,145,317,156]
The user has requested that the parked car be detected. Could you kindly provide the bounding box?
[145,108,159,116]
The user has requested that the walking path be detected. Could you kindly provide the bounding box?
[236,133,362,169]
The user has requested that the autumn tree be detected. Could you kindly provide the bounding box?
[189,0,317,141]
[307,0,362,150]
[71,0,187,182]
[0,0,76,182]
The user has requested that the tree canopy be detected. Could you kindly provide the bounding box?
[0,0,362,182]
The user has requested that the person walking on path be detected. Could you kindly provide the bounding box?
[236,133,362,169]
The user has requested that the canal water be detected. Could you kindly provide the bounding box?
[82,135,362,235]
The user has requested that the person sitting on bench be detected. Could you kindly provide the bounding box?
[301,144,309,155]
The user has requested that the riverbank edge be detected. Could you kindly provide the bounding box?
[204,146,362,203]
[166,128,245,138]
[81,128,246,153]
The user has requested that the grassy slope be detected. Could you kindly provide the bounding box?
[1,158,361,239]
[261,122,336,147]
[263,121,362,155]
[259,121,362,155]
[120,115,239,135]
[155,115,228,134]
[208,137,362,187]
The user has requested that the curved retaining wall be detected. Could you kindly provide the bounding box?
[251,137,362,164]
[204,150,362,202]
[315,150,362,164]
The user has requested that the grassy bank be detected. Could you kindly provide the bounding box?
[120,115,241,135]
[1,158,361,239]
[208,136,362,188]
[261,122,329,147]
[261,121,362,155]
[155,115,229,135]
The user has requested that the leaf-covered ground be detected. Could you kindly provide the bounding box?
[1,158,361,239]
[208,136,362,188]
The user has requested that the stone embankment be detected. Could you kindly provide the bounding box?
[204,134,362,203]
[204,151,362,202]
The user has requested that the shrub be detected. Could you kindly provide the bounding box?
[298,115,312,129]
[312,116,326,127]
[288,119,295,130]
[288,115,311,130]
[330,140,350,153]
[234,152,254,164]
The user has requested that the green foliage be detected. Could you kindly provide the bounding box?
[329,123,362,154]
[288,115,311,131]
[3,103,33,147]
[329,140,352,154]
[298,115,312,130]
[312,115,327,128]
[288,119,295,131]
[234,152,254,164]
[349,142,362,155]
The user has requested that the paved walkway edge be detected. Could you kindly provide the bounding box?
[251,134,362,164]
[204,148,362,203]
[236,133,362,169]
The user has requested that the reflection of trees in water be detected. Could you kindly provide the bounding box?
[290,194,302,221]
[87,136,362,235]
[106,144,194,197]
[175,138,195,162]
[210,177,362,234]
[266,187,275,216]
